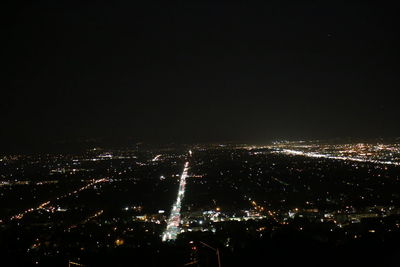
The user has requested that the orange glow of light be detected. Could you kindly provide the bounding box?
[115,239,124,246]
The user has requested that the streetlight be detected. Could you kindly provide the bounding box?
[199,241,221,267]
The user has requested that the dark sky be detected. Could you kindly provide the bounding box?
[2,1,400,150]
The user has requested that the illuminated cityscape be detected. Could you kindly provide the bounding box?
[3,1,400,266]
[0,140,399,266]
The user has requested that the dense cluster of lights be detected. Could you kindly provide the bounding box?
[2,143,399,266]
[277,149,400,166]
[266,142,400,166]
[162,161,190,241]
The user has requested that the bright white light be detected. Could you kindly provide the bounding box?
[162,160,190,241]
[152,154,162,162]
[277,149,400,166]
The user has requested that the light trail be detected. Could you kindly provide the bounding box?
[66,210,104,231]
[162,161,190,241]
[276,149,400,166]
[7,178,108,222]
[152,154,162,162]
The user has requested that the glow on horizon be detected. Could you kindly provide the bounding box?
[276,149,400,166]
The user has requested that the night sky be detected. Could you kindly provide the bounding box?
[2,1,400,150]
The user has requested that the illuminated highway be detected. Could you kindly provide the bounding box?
[162,161,190,241]
[276,149,400,166]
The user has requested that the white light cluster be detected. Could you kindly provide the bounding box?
[162,161,190,241]
[277,149,400,166]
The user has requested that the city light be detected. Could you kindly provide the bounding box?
[162,160,190,241]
